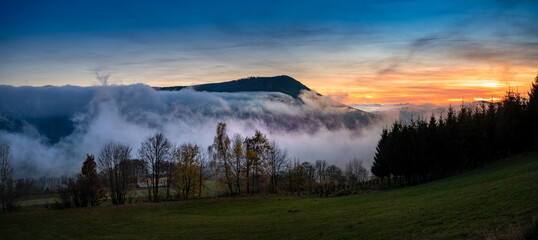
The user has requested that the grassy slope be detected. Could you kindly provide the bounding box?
[1,153,537,240]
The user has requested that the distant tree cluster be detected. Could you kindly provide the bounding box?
[281,158,371,197]
[206,123,372,197]
[371,74,538,185]
[60,154,107,208]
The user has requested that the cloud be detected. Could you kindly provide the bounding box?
[0,84,381,177]
[350,103,446,124]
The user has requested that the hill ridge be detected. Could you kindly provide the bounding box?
[156,75,313,99]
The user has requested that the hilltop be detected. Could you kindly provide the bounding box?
[156,75,314,99]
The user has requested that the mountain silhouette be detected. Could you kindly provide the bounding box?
[156,75,314,99]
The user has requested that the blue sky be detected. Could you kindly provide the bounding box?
[1,0,537,103]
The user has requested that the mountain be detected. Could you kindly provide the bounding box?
[156,75,314,99]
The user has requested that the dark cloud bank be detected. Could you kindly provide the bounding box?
[0,84,384,177]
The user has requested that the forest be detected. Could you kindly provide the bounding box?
[372,74,538,184]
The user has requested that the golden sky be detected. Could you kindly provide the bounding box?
[316,66,536,105]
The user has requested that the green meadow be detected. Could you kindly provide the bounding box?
[1,153,537,240]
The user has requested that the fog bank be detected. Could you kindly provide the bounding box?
[0,84,380,177]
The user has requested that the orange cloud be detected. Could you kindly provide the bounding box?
[308,65,536,105]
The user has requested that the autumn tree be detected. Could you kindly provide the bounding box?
[244,130,271,193]
[212,122,234,195]
[231,134,244,194]
[138,133,172,202]
[97,142,132,205]
[172,143,201,199]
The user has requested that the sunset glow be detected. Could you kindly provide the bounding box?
[319,66,536,105]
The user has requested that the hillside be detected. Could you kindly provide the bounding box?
[156,75,314,99]
[1,152,537,239]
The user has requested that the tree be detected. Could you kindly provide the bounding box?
[80,154,106,207]
[326,165,344,185]
[138,133,172,202]
[315,160,327,183]
[284,158,306,193]
[346,158,368,186]
[0,144,16,212]
[198,148,212,198]
[212,122,234,195]
[528,73,538,147]
[301,161,316,189]
[268,141,288,193]
[497,88,527,154]
[172,143,201,199]
[231,134,244,194]
[61,155,106,208]
[369,74,538,185]
[243,147,255,194]
[244,130,271,193]
[97,142,132,205]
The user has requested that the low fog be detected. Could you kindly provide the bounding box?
[0,83,384,177]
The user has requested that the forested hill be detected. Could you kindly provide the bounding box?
[155,75,314,99]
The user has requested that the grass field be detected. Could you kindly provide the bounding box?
[1,153,537,239]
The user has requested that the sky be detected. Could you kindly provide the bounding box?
[1,0,537,105]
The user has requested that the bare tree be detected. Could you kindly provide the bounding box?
[0,144,15,212]
[326,165,344,185]
[198,148,212,198]
[345,158,369,186]
[127,159,147,183]
[243,147,254,194]
[138,133,172,202]
[315,160,328,183]
[163,159,174,200]
[268,141,288,193]
[97,142,132,205]
[301,161,316,189]
[285,158,306,193]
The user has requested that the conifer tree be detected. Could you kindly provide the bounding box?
[79,154,106,207]
[528,73,538,147]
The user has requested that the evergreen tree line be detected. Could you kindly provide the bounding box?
[371,74,538,185]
